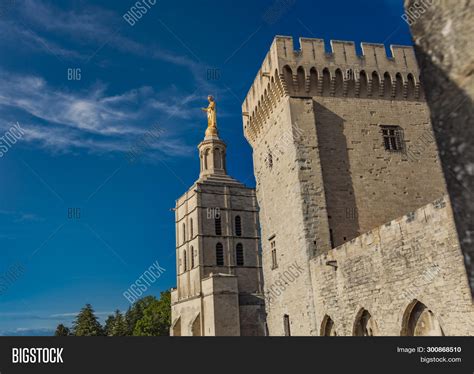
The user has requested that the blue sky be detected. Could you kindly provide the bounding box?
[0,0,411,335]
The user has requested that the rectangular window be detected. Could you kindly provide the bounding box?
[215,216,222,236]
[236,244,244,266]
[216,243,224,266]
[271,241,278,270]
[283,314,291,336]
[381,125,403,152]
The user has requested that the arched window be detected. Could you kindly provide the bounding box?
[401,300,444,336]
[182,223,186,243]
[216,243,224,266]
[353,309,378,336]
[235,215,242,236]
[190,246,195,269]
[183,250,187,272]
[190,218,193,238]
[215,216,222,235]
[321,315,337,336]
[236,243,244,266]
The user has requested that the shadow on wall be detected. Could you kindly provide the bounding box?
[414,47,474,297]
[313,101,360,247]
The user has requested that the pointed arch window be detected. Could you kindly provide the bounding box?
[190,246,195,269]
[183,250,187,272]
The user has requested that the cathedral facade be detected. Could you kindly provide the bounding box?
[171,36,474,336]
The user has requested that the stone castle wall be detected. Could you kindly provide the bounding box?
[243,36,472,336]
[252,96,319,335]
[310,195,474,336]
[312,96,446,247]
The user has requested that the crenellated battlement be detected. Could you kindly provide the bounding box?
[242,36,424,144]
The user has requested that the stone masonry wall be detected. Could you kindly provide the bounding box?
[253,97,319,335]
[313,96,447,247]
[311,195,474,336]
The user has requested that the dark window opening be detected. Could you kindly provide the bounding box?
[183,250,187,272]
[236,243,244,266]
[235,215,242,236]
[329,229,335,249]
[216,243,224,266]
[215,216,222,236]
[271,240,278,269]
[381,125,403,152]
[283,314,291,336]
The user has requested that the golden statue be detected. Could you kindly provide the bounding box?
[202,95,218,137]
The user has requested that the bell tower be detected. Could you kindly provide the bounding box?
[198,133,227,179]
[170,97,265,336]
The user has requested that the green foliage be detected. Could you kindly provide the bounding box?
[58,291,171,337]
[105,310,128,336]
[133,291,171,336]
[54,324,70,336]
[72,304,105,336]
[124,295,157,335]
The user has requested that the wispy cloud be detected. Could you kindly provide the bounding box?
[0,1,224,159]
[0,70,198,158]
[0,209,44,223]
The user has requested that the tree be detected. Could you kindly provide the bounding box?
[108,310,127,336]
[54,324,70,336]
[104,314,116,336]
[124,295,157,335]
[133,291,171,336]
[72,304,104,336]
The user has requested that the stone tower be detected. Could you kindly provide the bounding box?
[241,36,450,335]
[170,105,265,336]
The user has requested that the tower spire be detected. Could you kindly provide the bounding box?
[198,96,229,180]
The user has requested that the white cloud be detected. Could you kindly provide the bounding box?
[0,1,229,159]
[0,70,198,158]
